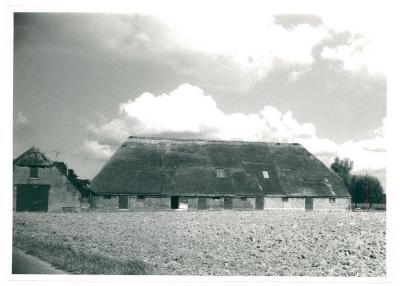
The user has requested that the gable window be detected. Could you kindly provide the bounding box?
[216,168,225,178]
[262,171,270,179]
[30,167,39,178]
[329,198,336,203]
[104,195,111,199]
[282,197,289,202]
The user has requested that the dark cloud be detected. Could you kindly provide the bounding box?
[274,14,323,29]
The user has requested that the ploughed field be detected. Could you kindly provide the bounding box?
[13,211,385,276]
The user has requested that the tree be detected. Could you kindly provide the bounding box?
[330,157,353,189]
[330,157,385,208]
[349,174,384,207]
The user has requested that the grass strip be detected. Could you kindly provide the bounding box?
[13,237,150,275]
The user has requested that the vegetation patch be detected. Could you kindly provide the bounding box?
[13,236,149,275]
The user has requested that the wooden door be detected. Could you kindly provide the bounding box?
[119,195,129,209]
[171,196,179,209]
[16,184,49,212]
[224,197,233,209]
[255,197,264,210]
[305,197,313,211]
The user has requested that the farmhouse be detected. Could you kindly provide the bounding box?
[13,146,83,212]
[90,136,351,211]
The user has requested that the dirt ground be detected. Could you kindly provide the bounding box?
[13,210,386,276]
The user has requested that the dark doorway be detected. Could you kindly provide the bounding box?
[305,197,313,211]
[16,184,49,212]
[171,196,179,209]
[255,197,264,210]
[119,195,129,209]
[224,198,233,209]
[198,198,208,210]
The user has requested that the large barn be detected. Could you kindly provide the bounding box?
[13,146,83,212]
[90,136,351,211]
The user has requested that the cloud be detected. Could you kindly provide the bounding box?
[336,119,386,171]
[116,84,317,142]
[274,15,323,29]
[166,17,329,80]
[81,84,386,175]
[14,112,30,130]
[77,140,113,161]
[321,33,384,75]
[15,12,386,90]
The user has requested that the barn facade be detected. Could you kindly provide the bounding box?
[90,136,351,211]
[13,146,81,212]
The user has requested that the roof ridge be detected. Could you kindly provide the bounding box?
[125,135,303,146]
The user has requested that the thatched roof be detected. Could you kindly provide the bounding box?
[14,146,53,167]
[91,136,350,198]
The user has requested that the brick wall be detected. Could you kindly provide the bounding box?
[95,195,119,209]
[91,195,351,211]
[313,197,351,210]
[232,198,255,210]
[282,198,305,210]
[13,165,80,212]
[264,197,282,209]
[264,197,305,210]
[130,197,170,210]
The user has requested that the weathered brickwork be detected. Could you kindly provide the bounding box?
[13,165,81,212]
[263,197,351,211]
[313,198,351,211]
[94,195,119,210]
[90,194,351,211]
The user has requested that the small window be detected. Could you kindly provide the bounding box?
[240,197,247,201]
[104,195,111,199]
[282,197,289,202]
[329,198,336,203]
[262,171,270,179]
[213,197,220,200]
[216,168,225,178]
[30,167,39,178]
[137,196,145,201]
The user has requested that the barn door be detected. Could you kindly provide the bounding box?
[198,198,208,210]
[255,197,264,210]
[119,195,129,209]
[305,197,313,211]
[171,196,179,209]
[16,184,49,212]
[224,198,233,209]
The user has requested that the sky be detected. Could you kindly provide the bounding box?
[13,11,386,187]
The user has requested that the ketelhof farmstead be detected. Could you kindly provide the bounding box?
[89,136,351,211]
[13,146,84,212]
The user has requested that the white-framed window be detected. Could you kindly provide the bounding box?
[329,198,336,203]
[216,168,225,178]
[262,170,270,179]
[282,197,289,202]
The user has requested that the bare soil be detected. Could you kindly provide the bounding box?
[13,210,385,276]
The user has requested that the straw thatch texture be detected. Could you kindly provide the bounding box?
[14,146,53,167]
[91,136,350,198]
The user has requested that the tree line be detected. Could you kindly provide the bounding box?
[330,157,385,207]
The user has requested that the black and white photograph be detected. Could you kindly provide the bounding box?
[2,0,398,284]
